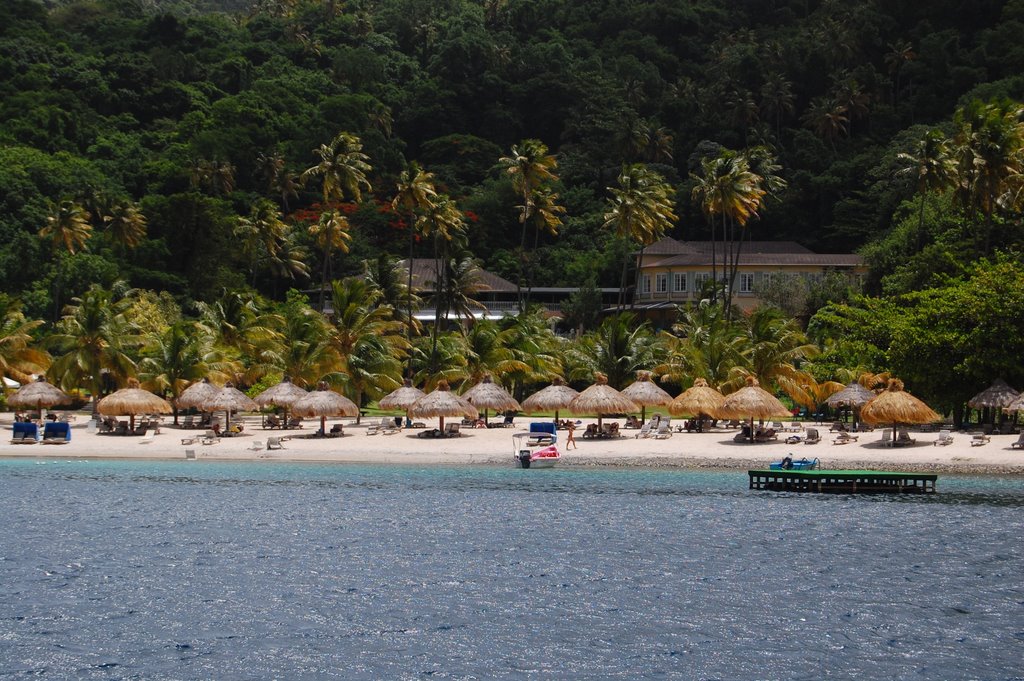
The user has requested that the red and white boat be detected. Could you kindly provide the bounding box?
[512,428,561,469]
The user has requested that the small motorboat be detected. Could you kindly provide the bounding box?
[769,456,819,471]
[512,425,561,469]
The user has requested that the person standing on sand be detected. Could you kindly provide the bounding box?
[566,421,577,450]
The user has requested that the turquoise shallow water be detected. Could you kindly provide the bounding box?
[1,459,1022,680]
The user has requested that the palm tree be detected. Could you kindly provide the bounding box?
[415,194,466,363]
[885,41,916,106]
[326,277,408,422]
[802,97,849,150]
[392,162,438,343]
[194,290,283,385]
[235,199,287,287]
[499,307,564,398]
[47,285,138,415]
[276,290,339,388]
[309,210,353,311]
[897,129,956,249]
[103,200,147,250]
[497,139,560,310]
[364,254,419,335]
[438,252,487,331]
[255,152,301,212]
[566,312,660,390]
[461,318,530,384]
[760,73,795,138]
[302,132,372,204]
[0,295,48,385]
[39,200,92,321]
[655,299,743,389]
[602,164,678,310]
[138,321,232,424]
[723,306,819,405]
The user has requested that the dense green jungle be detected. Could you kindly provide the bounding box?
[2,0,1024,421]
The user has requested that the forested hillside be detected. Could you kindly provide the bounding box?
[2,0,1023,316]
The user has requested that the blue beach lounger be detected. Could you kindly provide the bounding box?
[42,421,71,444]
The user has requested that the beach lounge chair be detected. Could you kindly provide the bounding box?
[786,422,804,432]
[262,414,281,429]
[832,431,858,445]
[879,428,893,445]
[635,417,657,439]
[828,421,847,432]
[933,430,954,446]
[653,421,673,439]
[181,415,195,428]
[1010,432,1024,450]
[40,422,70,444]
[499,414,515,428]
[287,417,303,429]
[201,429,220,445]
[444,423,461,438]
[180,434,200,445]
[894,429,916,446]
[11,422,39,444]
[526,422,557,446]
[137,429,156,444]
[267,436,285,450]
[582,424,599,439]
[248,440,264,452]
[803,428,821,444]
[970,433,990,447]
[366,417,390,435]
[328,423,344,437]
[382,419,402,435]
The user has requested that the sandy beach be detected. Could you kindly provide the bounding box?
[4,413,1024,475]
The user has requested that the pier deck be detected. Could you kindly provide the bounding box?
[748,469,937,494]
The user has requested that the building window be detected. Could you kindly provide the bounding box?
[641,275,651,294]
[655,273,668,293]
[694,272,711,289]
[761,273,774,288]
[673,272,687,293]
[739,273,755,293]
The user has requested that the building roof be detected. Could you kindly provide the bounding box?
[638,237,861,268]
[402,259,518,292]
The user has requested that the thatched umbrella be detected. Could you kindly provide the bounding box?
[253,376,308,426]
[97,378,173,431]
[568,372,638,429]
[7,376,72,419]
[621,371,673,423]
[522,377,579,423]
[716,376,791,443]
[291,382,359,435]
[176,378,220,410]
[409,380,478,431]
[968,378,1019,427]
[461,374,520,425]
[202,382,258,433]
[668,378,725,429]
[861,378,942,444]
[378,378,426,426]
[826,381,877,428]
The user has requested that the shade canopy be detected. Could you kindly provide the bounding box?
[716,376,791,421]
[378,379,426,411]
[253,376,308,408]
[826,381,877,408]
[568,373,639,428]
[176,378,220,410]
[621,371,672,422]
[409,380,477,430]
[967,378,1019,409]
[291,382,359,434]
[7,376,72,409]
[521,377,579,414]
[461,375,520,415]
[203,383,258,413]
[860,379,941,427]
[668,378,725,417]
[97,378,173,430]
[1005,393,1024,413]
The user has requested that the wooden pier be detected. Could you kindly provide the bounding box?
[748,469,937,494]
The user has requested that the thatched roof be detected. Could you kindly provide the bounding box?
[716,376,790,420]
[254,376,308,408]
[461,375,520,412]
[860,379,941,425]
[409,380,478,419]
[378,379,426,411]
[7,377,71,409]
[97,378,173,416]
[176,378,220,409]
[826,381,877,408]
[291,384,359,418]
[1006,393,1024,413]
[967,378,1020,409]
[621,371,673,407]
[521,377,579,413]
[668,378,725,417]
[568,373,639,416]
[203,383,258,413]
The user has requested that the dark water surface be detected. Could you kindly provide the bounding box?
[1,459,1022,680]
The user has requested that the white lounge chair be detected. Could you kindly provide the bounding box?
[635,417,657,439]
[366,417,389,435]
[933,430,953,446]
[653,422,673,439]
[267,436,285,450]
[832,431,858,445]
[138,429,156,444]
[970,433,990,447]
[201,429,220,445]
[248,440,264,452]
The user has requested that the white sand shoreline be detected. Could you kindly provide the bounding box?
[4,413,1024,475]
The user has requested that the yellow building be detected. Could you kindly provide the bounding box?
[634,237,866,312]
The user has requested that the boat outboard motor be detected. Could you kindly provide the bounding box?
[518,450,532,468]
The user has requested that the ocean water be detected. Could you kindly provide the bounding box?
[0,460,1022,680]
